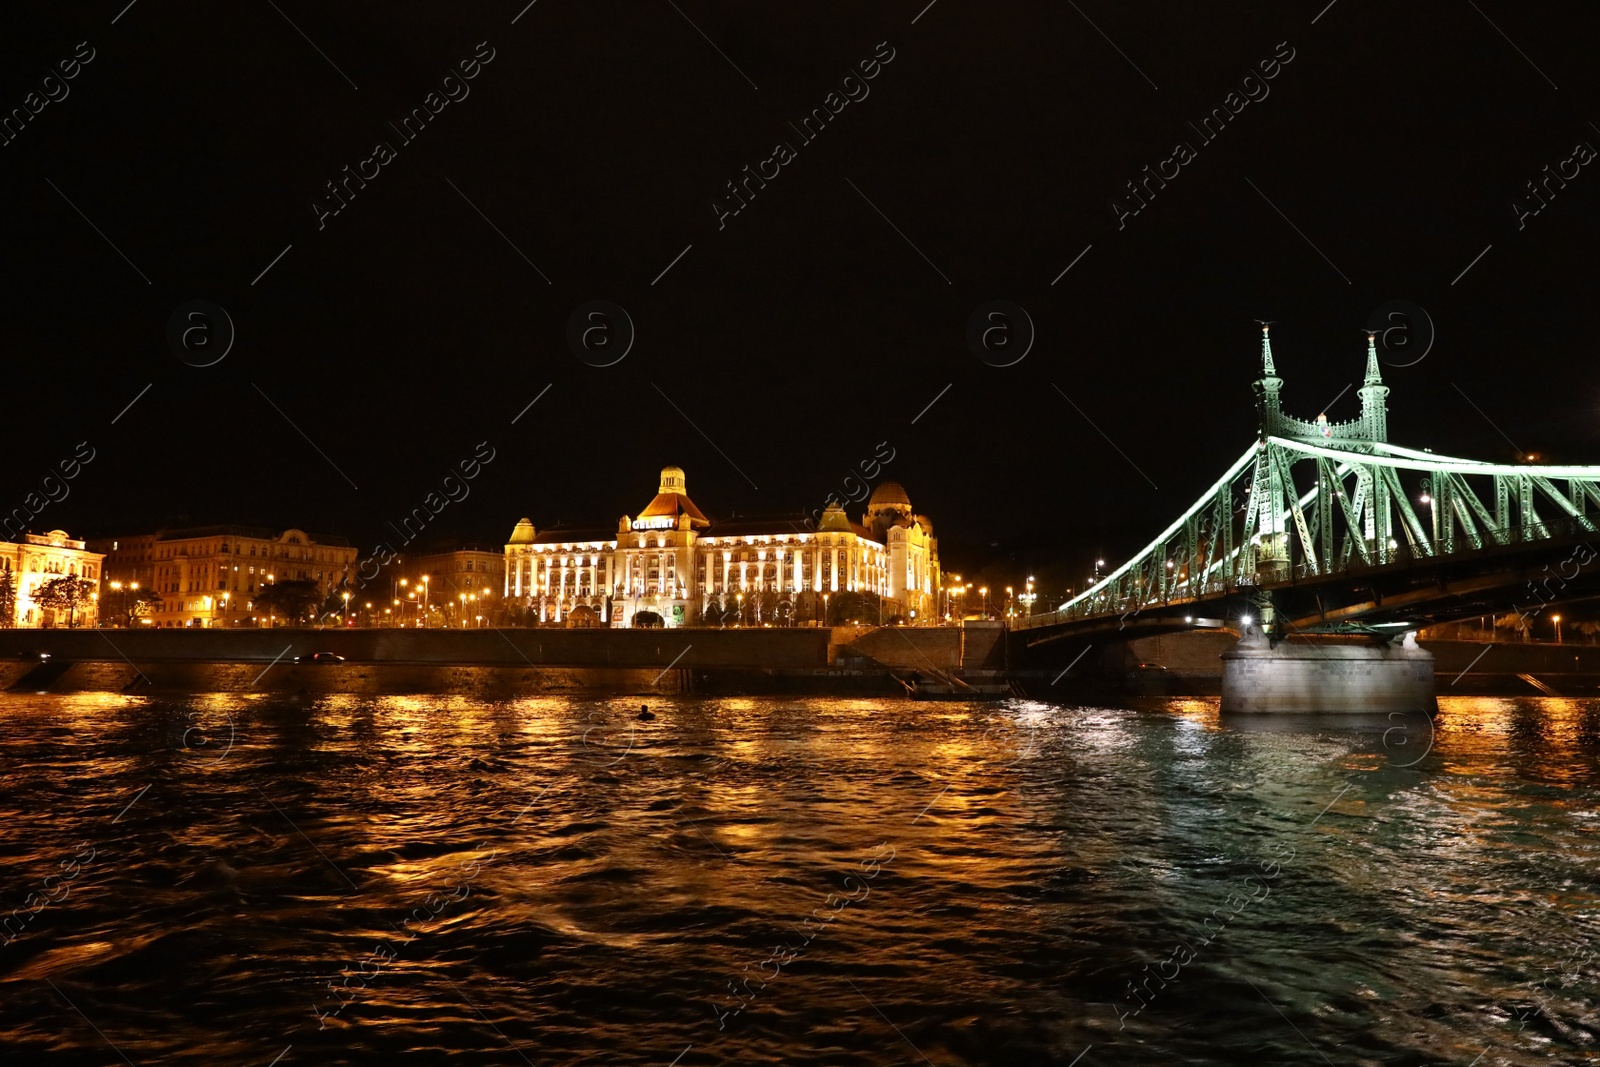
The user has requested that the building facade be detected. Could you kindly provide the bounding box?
[91,526,357,627]
[504,467,940,627]
[380,545,506,627]
[0,530,105,628]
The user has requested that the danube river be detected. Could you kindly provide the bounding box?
[1,692,1596,1065]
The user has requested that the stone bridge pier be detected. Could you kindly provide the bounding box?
[1220,622,1437,714]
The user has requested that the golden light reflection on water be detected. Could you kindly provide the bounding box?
[3,691,1599,1065]
[1164,697,1224,731]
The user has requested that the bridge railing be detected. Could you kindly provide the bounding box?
[1015,517,1596,631]
[1284,517,1594,580]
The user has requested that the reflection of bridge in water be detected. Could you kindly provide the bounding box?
[1016,326,1600,711]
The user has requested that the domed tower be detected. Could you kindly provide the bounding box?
[862,482,940,621]
[865,481,912,541]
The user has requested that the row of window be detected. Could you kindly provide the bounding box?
[153,541,348,563]
[0,557,97,579]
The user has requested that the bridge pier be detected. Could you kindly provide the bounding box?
[1220,624,1437,714]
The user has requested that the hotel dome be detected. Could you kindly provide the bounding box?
[867,482,911,511]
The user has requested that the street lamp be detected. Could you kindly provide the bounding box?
[1553,613,1563,644]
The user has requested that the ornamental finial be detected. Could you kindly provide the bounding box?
[1256,320,1277,377]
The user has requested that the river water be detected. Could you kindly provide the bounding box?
[0,692,1596,1065]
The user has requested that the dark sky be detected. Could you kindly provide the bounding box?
[2,1,1596,595]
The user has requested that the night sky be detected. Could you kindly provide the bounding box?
[2,1,1596,598]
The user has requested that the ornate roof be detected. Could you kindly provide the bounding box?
[508,518,537,544]
[868,481,911,509]
[636,467,710,528]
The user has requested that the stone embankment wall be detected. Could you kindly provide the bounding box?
[0,625,981,694]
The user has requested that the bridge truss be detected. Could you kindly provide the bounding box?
[1020,438,1600,631]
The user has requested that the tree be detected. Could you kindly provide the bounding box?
[0,570,15,628]
[828,590,881,625]
[132,588,164,622]
[106,585,163,626]
[757,589,780,625]
[316,586,351,627]
[31,576,97,628]
[255,579,321,625]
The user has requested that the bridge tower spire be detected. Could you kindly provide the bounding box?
[1358,331,1390,442]
[1252,322,1284,437]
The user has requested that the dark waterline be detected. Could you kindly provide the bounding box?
[1,692,1598,1065]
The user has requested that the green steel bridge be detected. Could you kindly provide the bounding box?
[1015,327,1600,647]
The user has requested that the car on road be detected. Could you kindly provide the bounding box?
[16,650,51,661]
[294,652,346,664]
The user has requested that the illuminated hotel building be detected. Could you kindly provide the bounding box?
[0,530,105,627]
[504,467,940,627]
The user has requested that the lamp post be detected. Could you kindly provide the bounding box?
[979,586,989,619]
[420,575,430,627]
[1553,613,1563,644]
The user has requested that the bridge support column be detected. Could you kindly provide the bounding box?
[1220,625,1436,714]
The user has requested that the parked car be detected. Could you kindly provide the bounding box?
[293,652,346,664]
